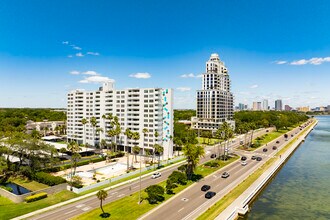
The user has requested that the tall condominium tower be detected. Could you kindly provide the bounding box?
[192,53,235,131]
[275,99,283,111]
[67,82,173,158]
[262,99,268,111]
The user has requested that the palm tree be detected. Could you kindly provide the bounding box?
[124,128,133,170]
[81,118,88,145]
[59,147,67,164]
[154,144,163,168]
[182,143,205,180]
[142,128,148,155]
[89,117,97,147]
[153,131,159,166]
[96,190,108,216]
[132,146,140,163]
[67,141,81,177]
[131,132,140,166]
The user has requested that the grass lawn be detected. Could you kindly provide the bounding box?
[0,190,78,220]
[9,177,48,191]
[72,156,239,220]
[239,129,288,151]
[197,137,221,145]
[197,121,315,220]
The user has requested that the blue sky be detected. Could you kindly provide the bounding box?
[1,0,330,109]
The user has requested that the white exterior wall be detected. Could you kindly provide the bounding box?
[67,83,173,158]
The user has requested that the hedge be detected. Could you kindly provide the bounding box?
[0,185,13,193]
[33,172,66,186]
[25,192,48,203]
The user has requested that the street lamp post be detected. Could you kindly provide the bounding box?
[138,153,142,204]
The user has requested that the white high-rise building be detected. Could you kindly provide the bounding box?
[67,81,173,159]
[192,53,235,131]
[262,99,268,110]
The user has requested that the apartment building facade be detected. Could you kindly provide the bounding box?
[67,82,173,158]
[191,53,235,132]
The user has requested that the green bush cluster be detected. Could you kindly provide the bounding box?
[24,192,48,203]
[33,172,66,186]
[0,185,13,192]
[204,161,220,167]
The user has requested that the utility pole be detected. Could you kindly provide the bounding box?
[138,153,142,204]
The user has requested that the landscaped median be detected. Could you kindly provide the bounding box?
[197,120,316,220]
[71,157,239,220]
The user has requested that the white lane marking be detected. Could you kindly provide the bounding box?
[111,192,118,195]
[133,185,139,189]
[178,207,185,212]
[75,204,85,208]
[117,194,125,198]
[82,207,90,211]
[64,209,76,215]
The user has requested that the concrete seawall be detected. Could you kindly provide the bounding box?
[216,120,318,220]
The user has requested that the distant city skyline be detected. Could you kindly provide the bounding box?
[1,0,330,109]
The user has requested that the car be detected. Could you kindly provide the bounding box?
[241,161,247,166]
[241,156,247,161]
[205,191,216,199]
[151,172,161,179]
[272,146,277,150]
[256,157,262,161]
[291,134,294,137]
[276,140,280,144]
[221,172,230,178]
[266,129,269,132]
[210,153,217,158]
[201,185,211,191]
[263,148,268,152]
[251,155,257,160]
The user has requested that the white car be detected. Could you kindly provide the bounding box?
[241,161,247,166]
[151,172,161,179]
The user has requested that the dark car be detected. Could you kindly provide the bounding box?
[210,154,217,158]
[276,140,280,144]
[272,146,277,150]
[241,156,247,161]
[201,185,211,191]
[221,172,230,178]
[263,148,268,152]
[266,130,269,132]
[291,134,294,137]
[205,191,216,199]
[256,157,262,161]
[251,155,257,160]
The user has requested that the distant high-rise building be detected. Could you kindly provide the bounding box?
[238,103,245,110]
[252,102,262,111]
[192,53,235,131]
[275,99,282,111]
[284,105,292,111]
[262,99,268,111]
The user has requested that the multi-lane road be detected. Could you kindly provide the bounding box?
[142,124,308,220]
[26,128,272,220]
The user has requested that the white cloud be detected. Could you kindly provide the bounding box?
[79,76,114,84]
[73,46,82,50]
[289,56,330,65]
[69,70,80,75]
[76,52,84,57]
[129,72,151,79]
[176,87,191,92]
[275,60,287,64]
[87,52,100,56]
[250,84,258,89]
[180,73,202,78]
[290,59,309,65]
[82,71,99,76]
[62,41,69,45]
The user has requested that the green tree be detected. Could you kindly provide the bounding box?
[96,189,108,216]
[81,118,88,145]
[132,145,140,163]
[154,144,163,168]
[145,185,165,204]
[89,117,97,147]
[182,144,205,180]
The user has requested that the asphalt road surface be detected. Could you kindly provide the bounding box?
[142,124,308,220]
[27,128,272,220]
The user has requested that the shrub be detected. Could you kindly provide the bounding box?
[68,175,83,188]
[204,161,220,167]
[0,185,13,192]
[33,172,66,186]
[25,192,47,203]
[168,171,187,185]
[145,185,165,204]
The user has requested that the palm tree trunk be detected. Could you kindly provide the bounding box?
[100,200,104,214]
